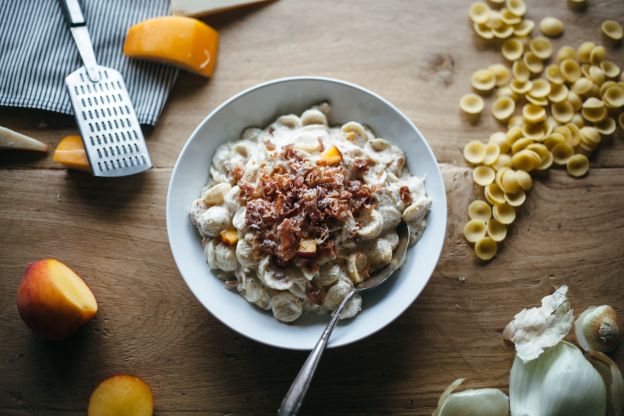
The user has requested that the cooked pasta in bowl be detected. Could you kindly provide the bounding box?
[167,77,446,349]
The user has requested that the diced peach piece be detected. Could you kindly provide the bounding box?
[17,259,97,340]
[296,239,317,258]
[53,135,90,171]
[219,229,239,246]
[320,145,342,165]
[124,16,219,77]
[88,375,153,416]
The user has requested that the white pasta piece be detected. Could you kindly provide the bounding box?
[316,264,345,288]
[363,238,393,270]
[197,206,231,237]
[347,252,368,284]
[301,109,328,126]
[211,144,231,173]
[223,185,241,212]
[402,198,431,224]
[211,242,238,272]
[258,256,293,291]
[369,138,391,151]
[241,277,271,310]
[339,294,362,320]
[341,121,368,140]
[324,281,353,311]
[382,230,400,251]
[270,293,303,323]
[276,114,301,128]
[379,205,402,231]
[241,127,262,142]
[356,209,384,240]
[202,182,232,206]
[236,237,258,269]
[232,207,247,230]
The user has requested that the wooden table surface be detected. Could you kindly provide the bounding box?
[1,0,624,414]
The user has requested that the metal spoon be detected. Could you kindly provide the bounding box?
[278,222,411,416]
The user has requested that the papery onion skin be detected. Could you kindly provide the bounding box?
[433,378,509,416]
[510,341,606,416]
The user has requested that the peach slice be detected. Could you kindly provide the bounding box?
[296,239,317,258]
[319,145,342,165]
[17,259,97,340]
[88,375,153,416]
[219,229,239,246]
[53,135,90,171]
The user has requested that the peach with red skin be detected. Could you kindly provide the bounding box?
[17,259,97,340]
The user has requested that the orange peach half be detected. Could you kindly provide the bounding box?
[17,259,97,340]
[88,375,154,416]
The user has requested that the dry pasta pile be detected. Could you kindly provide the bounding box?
[460,0,624,261]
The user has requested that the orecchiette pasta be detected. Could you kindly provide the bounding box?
[462,0,624,263]
[190,104,430,322]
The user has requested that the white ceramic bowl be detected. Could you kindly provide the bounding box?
[166,77,447,350]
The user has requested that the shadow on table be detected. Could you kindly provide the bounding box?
[191,295,437,415]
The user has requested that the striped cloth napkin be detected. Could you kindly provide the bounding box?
[0,0,178,126]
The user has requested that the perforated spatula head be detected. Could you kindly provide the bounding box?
[65,66,152,177]
[60,0,151,177]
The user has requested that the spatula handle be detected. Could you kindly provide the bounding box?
[58,0,100,82]
[59,0,84,26]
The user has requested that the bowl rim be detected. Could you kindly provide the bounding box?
[166,76,447,350]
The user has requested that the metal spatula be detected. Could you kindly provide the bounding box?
[59,0,152,177]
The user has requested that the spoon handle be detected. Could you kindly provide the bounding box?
[277,288,357,416]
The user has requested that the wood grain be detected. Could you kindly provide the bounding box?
[1,0,623,415]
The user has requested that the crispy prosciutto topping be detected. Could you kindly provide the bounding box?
[239,147,375,265]
[400,185,412,204]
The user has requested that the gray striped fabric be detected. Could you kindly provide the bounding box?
[0,0,178,126]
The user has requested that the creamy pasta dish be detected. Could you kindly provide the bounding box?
[190,103,430,323]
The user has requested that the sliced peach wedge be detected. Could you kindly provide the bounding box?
[53,135,90,172]
[88,375,154,416]
[17,259,97,340]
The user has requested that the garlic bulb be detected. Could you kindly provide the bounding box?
[574,305,623,353]
[433,379,509,416]
[509,341,606,416]
[587,351,624,416]
[503,285,574,362]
